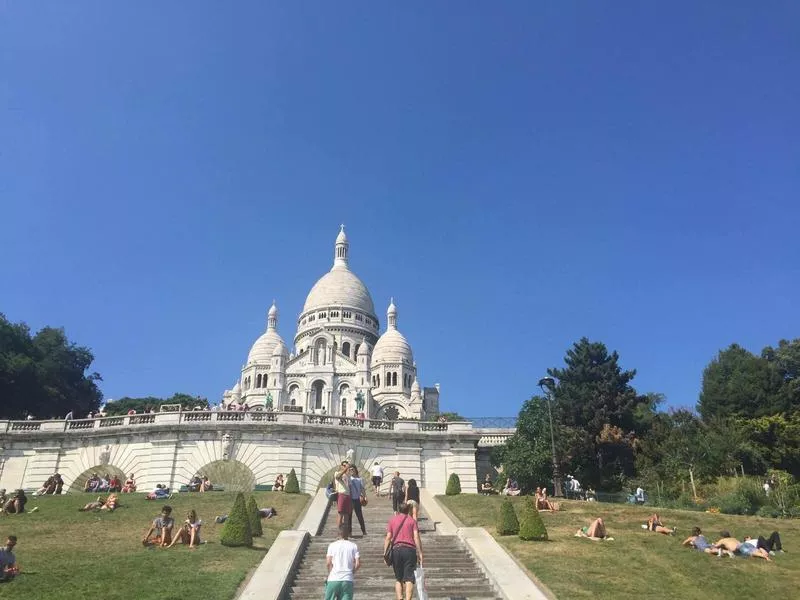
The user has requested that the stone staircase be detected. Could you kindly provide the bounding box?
[288,493,501,599]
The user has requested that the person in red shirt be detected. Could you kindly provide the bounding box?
[383,503,424,600]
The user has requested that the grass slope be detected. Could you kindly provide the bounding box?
[440,496,799,600]
[0,491,308,600]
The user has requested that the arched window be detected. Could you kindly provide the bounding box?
[256,374,262,388]
[354,344,360,358]
[288,384,300,406]
[341,398,347,416]
[342,342,351,357]
[376,374,380,387]
[392,372,398,386]
[312,380,325,410]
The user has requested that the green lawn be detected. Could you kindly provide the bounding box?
[439,495,800,600]
[0,491,309,600]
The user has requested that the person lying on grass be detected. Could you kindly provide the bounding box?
[215,506,277,523]
[143,506,175,547]
[713,531,771,561]
[145,484,171,500]
[681,527,733,557]
[575,518,614,540]
[167,509,202,549]
[0,536,19,582]
[742,531,784,555]
[643,513,676,535]
[100,493,119,511]
[79,496,105,511]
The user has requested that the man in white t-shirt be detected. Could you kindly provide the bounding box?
[370,462,384,496]
[325,524,360,600]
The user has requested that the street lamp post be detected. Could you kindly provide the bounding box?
[538,377,563,498]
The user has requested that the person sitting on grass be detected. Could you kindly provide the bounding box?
[35,473,62,496]
[215,506,276,523]
[97,474,111,492]
[535,487,557,512]
[167,509,202,549]
[188,475,202,492]
[643,513,676,535]
[713,532,771,561]
[742,531,784,555]
[504,478,521,496]
[0,536,19,582]
[142,506,175,547]
[84,474,101,493]
[273,474,285,492]
[145,484,171,500]
[200,476,213,492]
[0,490,6,512]
[79,496,106,512]
[480,475,497,495]
[108,474,122,493]
[122,473,137,493]
[3,490,27,514]
[575,517,614,540]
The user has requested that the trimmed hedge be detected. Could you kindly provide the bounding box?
[247,495,263,537]
[446,473,462,496]
[496,498,520,535]
[220,492,253,547]
[285,468,300,494]
[518,497,548,541]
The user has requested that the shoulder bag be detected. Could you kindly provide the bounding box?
[384,515,409,566]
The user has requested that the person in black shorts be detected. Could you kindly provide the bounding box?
[384,502,423,600]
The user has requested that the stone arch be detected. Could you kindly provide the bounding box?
[195,459,255,492]
[311,379,326,410]
[377,401,407,421]
[69,465,128,492]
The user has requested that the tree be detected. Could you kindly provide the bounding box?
[518,497,547,541]
[435,411,467,421]
[285,469,300,494]
[496,498,520,535]
[246,495,263,537]
[498,397,555,493]
[104,393,208,416]
[699,344,784,420]
[0,314,103,419]
[548,338,648,489]
[220,492,252,547]
[446,473,461,495]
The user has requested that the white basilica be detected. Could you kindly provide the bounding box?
[221,227,440,420]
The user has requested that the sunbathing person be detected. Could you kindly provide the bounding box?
[168,509,202,549]
[713,532,771,561]
[681,527,732,557]
[215,507,277,523]
[108,474,122,492]
[200,476,213,492]
[273,474,285,492]
[535,487,557,511]
[644,513,676,535]
[3,490,27,514]
[742,531,784,554]
[122,473,137,493]
[101,493,119,511]
[143,506,175,547]
[145,484,171,500]
[504,478,521,496]
[575,517,613,540]
[78,496,106,511]
[35,473,63,496]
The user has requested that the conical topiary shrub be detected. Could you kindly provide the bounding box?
[247,495,263,537]
[220,492,253,547]
[518,497,548,541]
[496,498,520,535]
[285,468,300,494]
[446,473,461,495]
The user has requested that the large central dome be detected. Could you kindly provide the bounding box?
[301,226,376,316]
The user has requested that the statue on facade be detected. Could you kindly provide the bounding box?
[99,444,111,465]
[221,433,233,461]
[345,448,355,464]
[265,392,274,411]
[355,391,365,412]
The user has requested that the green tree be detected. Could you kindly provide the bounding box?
[104,393,208,416]
[285,468,300,494]
[220,492,253,547]
[0,314,103,419]
[496,498,520,535]
[446,473,461,495]
[246,495,263,537]
[518,497,548,541]
[499,397,555,493]
[548,338,648,488]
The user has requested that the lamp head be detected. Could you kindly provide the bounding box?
[538,377,556,391]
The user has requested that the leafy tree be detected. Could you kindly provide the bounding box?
[496,498,520,535]
[220,492,252,547]
[498,397,555,493]
[446,473,461,495]
[0,314,102,419]
[246,495,263,537]
[518,497,547,541]
[434,411,467,421]
[104,393,208,416]
[547,338,648,488]
[285,468,300,494]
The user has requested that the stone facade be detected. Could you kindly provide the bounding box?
[222,227,440,421]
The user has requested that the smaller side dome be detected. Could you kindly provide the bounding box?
[271,340,288,357]
[358,342,370,356]
[411,377,421,393]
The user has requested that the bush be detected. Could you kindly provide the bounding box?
[285,468,300,494]
[247,495,263,537]
[220,492,253,547]
[715,492,753,515]
[496,498,519,535]
[518,497,548,541]
[446,473,461,496]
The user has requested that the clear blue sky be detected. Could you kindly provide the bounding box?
[2,2,798,416]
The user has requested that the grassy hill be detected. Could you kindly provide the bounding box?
[440,495,799,600]
[0,491,308,600]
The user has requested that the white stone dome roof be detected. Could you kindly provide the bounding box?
[247,329,285,364]
[357,342,370,356]
[303,267,375,315]
[371,328,413,366]
[271,339,288,357]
